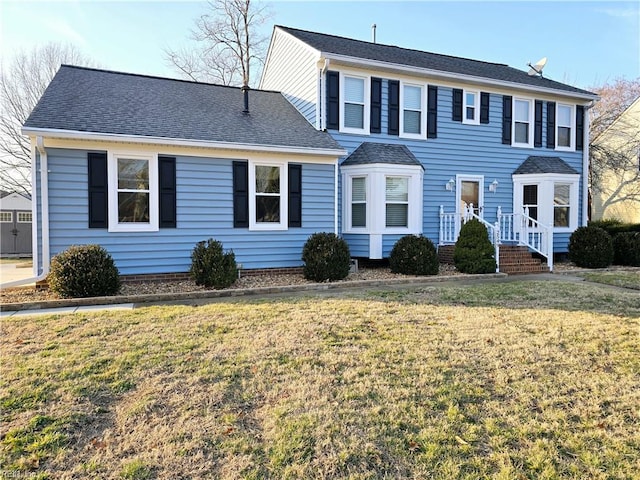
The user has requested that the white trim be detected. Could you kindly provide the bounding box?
[108,151,159,233]
[512,97,534,148]
[455,174,485,237]
[399,81,427,139]
[582,105,591,226]
[555,103,575,151]
[339,72,370,135]
[248,158,288,231]
[462,90,480,125]
[21,127,346,158]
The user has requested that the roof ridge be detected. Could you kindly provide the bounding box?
[276,25,510,68]
[59,65,284,94]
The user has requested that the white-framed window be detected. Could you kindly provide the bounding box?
[17,212,32,223]
[513,98,533,147]
[0,212,12,223]
[343,164,423,235]
[249,160,287,231]
[463,90,480,125]
[350,176,367,229]
[385,177,409,227]
[556,104,575,150]
[400,83,425,139]
[108,151,159,232]
[340,74,369,134]
[513,173,579,231]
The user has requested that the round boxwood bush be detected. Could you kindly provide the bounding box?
[568,226,613,268]
[48,244,121,298]
[302,232,351,282]
[190,238,237,289]
[389,235,439,275]
[613,232,640,266]
[453,219,497,274]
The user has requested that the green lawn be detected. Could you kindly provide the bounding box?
[1,281,639,479]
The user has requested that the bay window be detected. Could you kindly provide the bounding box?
[351,177,367,228]
[385,177,409,227]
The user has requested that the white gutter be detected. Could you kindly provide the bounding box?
[334,162,339,235]
[2,136,50,288]
[20,128,346,158]
[319,58,330,131]
[323,53,599,102]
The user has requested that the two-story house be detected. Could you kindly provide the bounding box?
[261,26,599,271]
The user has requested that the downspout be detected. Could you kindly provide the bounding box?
[582,100,596,226]
[1,136,50,288]
[334,162,339,235]
[320,58,338,235]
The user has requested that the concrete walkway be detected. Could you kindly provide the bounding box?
[1,303,135,317]
[0,262,35,285]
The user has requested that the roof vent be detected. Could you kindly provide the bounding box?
[242,84,250,114]
[371,24,377,43]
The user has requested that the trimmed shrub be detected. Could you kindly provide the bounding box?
[613,232,640,266]
[389,235,439,275]
[302,232,351,282]
[453,219,497,274]
[568,226,613,268]
[48,244,121,298]
[190,238,237,289]
[589,219,640,236]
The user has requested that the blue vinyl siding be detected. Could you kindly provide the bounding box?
[382,234,403,257]
[334,84,584,255]
[45,149,335,275]
[343,234,369,257]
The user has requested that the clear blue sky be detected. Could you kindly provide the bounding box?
[1,0,638,90]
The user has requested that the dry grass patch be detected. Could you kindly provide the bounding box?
[579,270,640,290]
[1,281,639,479]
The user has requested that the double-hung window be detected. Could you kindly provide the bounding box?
[556,104,574,150]
[463,90,480,125]
[553,184,571,227]
[385,177,409,227]
[341,75,367,133]
[108,152,159,232]
[401,84,424,138]
[249,161,287,230]
[513,98,533,147]
[351,177,367,228]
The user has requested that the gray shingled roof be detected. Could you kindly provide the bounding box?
[279,26,595,97]
[342,142,422,167]
[514,156,579,175]
[23,65,342,151]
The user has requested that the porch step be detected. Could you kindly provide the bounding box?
[499,246,550,275]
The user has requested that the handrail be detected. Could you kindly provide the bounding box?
[497,206,553,271]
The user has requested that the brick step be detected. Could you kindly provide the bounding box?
[500,265,550,274]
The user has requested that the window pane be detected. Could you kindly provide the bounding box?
[554,206,569,227]
[514,100,529,121]
[256,196,280,223]
[554,184,570,205]
[352,204,366,227]
[466,106,475,120]
[386,177,408,202]
[0,212,12,222]
[523,185,538,205]
[461,181,479,208]
[386,204,408,227]
[557,126,571,147]
[352,177,366,202]
[344,103,364,128]
[118,158,149,190]
[17,212,32,222]
[344,77,364,102]
[558,105,571,125]
[118,192,150,222]
[515,122,529,143]
[255,166,280,194]
[403,110,421,134]
[528,207,538,221]
[466,92,475,106]
[404,85,421,109]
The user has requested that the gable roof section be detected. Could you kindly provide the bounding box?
[342,142,422,167]
[514,156,579,175]
[278,26,596,99]
[23,65,342,153]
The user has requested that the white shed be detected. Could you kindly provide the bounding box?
[0,190,32,257]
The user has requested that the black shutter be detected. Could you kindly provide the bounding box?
[534,100,543,148]
[452,88,463,122]
[370,77,382,134]
[502,95,512,145]
[158,156,176,228]
[88,152,108,228]
[232,161,249,228]
[326,71,339,130]
[576,105,585,151]
[427,85,438,139]
[388,80,400,136]
[288,164,302,228]
[480,92,490,124]
[546,101,556,149]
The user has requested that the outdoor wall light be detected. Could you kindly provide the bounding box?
[489,179,499,193]
[445,178,455,191]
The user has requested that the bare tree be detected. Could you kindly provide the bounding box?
[165,0,270,87]
[0,43,95,196]
[589,78,640,220]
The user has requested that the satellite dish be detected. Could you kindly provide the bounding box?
[527,57,547,77]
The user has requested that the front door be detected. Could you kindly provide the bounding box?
[455,175,484,237]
